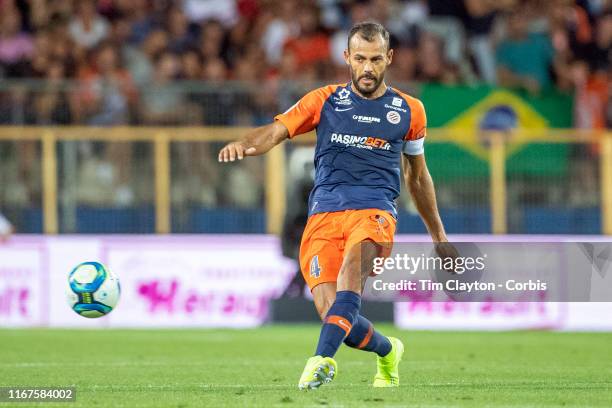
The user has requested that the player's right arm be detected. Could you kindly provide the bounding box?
[218,86,332,162]
[218,121,289,162]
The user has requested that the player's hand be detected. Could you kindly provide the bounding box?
[0,226,13,244]
[218,142,256,162]
[434,241,460,274]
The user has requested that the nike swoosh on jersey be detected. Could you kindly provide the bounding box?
[334,107,354,112]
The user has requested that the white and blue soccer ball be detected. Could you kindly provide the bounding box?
[66,262,120,318]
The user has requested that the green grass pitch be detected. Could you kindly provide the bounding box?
[1,326,611,407]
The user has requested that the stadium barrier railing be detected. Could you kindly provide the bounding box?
[0,127,610,235]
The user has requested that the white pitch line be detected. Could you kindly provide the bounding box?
[0,360,369,368]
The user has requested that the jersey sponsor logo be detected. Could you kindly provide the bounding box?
[384,103,406,113]
[330,132,390,150]
[335,106,354,112]
[352,114,380,124]
[386,111,401,125]
[333,88,352,106]
[392,97,403,107]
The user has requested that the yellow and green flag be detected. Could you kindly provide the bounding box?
[420,84,573,179]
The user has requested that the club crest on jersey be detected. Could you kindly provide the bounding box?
[386,110,401,125]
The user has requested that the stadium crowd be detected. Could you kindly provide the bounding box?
[0,0,610,216]
[0,0,609,124]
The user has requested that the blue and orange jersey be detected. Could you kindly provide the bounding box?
[274,82,427,218]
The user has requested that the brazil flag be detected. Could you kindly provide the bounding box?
[421,84,573,179]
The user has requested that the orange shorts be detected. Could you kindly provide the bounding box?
[299,209,396,290]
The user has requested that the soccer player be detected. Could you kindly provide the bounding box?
[219,22,453,389]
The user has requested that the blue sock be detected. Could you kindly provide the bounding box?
[344,315,392,357]
[315,291,361,358]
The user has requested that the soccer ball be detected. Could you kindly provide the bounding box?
[66,262,120,318]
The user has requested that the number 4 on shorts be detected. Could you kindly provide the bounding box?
[310,256,321,278]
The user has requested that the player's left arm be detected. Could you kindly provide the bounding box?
[400,97,458,262]
[400,97,448,243]
[402,153,447,243]
[403,154,459,265]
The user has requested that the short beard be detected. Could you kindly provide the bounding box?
[350,67,385,97]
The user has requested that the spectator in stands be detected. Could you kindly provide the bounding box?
[183,0,238,26]
[463,0,517,84]
[496,8,556,94]
[282,5,330,74]
[68,0,110,50]
[199,19,225,60]
[590,11,611,73]
[47,18,79,75]
[125,29,168,86]
[29,60,72,125]
[567,57,606,207]
[571,58,609,130]
[225,16,251,65]
[203,57,228,83]
[388,46,417,82]
[420,0,519,84]
[549,0,594,61]
[181,49,204,80]
[26,29,52,77]
[76,42,137,206]
[261,0,299,65]
[0,8,34,76]
[166,7,197,54]
[125,0,158,45]
[416,32,458,83]
[140,52,200,125]
[187,57,235,126]
[422,0,475,82]
[329,1,371,68]
[75,42,135,125]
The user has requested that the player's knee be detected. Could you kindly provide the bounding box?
[339,241,379,287]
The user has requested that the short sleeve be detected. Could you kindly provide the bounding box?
[274,86,335,138]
